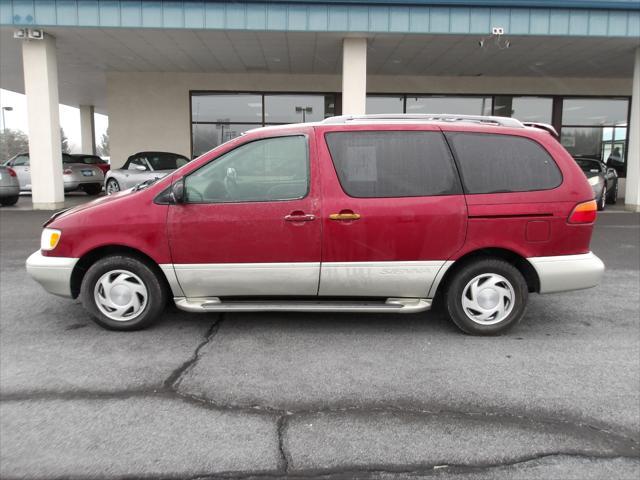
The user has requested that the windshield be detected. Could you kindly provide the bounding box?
[144,152,189,170]
[575,159,601,173]
[61,154,75,164]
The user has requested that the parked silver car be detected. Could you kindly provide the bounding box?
[3,153,104,195]
[0,165,20,206]
[104,151,190,194]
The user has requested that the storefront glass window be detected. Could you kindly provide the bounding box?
[561,98,629,175]
[406,96,492,116]
[192,94,263,123]
[366,96,404,114]
[192,123,258,157]
[562,98,628,126]
[493,96,553,123]
[191,93,336,157]
[264,94,334,123]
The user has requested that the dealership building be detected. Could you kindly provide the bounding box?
[0,0,638,210]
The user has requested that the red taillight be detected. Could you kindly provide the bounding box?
[568,200,597,224]
[6,167,16,177]
[63,168,73,175]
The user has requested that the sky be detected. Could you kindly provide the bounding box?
[0,88,108,154]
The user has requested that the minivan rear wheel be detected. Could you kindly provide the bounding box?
[80,255,166,331]
[445,258,528,335]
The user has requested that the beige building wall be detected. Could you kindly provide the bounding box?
[107,71,633,169]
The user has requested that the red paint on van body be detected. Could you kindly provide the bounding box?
[44,122,596,269]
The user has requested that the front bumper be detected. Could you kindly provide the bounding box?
[26,251,78,298]
[529,252,605,294]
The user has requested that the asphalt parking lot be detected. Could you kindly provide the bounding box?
[0,205,638,479]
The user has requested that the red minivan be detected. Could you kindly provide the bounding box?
[27,114,604,335]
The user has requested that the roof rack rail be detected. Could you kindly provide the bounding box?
[522,122,559,137]
[322,114,525,128]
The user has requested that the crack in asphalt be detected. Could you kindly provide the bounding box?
[163,315,223,390]
[1,453,638,480]
[2,314,639,479]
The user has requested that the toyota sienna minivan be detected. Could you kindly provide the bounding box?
[27,114,604,335]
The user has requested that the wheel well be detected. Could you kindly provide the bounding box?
[435,248,540,299]
[70,245,169,299]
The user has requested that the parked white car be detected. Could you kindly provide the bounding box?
[104,151,190,194]
[3,153,104,195]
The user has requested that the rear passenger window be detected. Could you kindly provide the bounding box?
[445,132,562,194]
[325,131,461,198]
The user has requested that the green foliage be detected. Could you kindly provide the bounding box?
[0,129,29,164]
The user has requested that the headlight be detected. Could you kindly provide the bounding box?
[587,176,602,187]
[40,228,61,251]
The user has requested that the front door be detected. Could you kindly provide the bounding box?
[317,126,468,298]
[167,133,321,298]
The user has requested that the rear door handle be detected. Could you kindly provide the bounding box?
[329,212,361,221]
[284,212,316,222]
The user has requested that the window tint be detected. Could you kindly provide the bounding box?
[445,132,562,194]
[185,136,308,203]
[325,131,460,198]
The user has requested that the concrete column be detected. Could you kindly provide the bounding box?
[22,34,64,209]
[342,38,367,115]
[79,105,96,155]
[625,47,640,212]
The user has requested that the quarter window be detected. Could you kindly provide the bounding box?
[325,131,461,198]
[445,132,562,194]
[185,135,308,203]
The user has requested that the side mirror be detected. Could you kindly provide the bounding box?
[171,179,185,204]
[607,168,616,176]
[134,164,148,171]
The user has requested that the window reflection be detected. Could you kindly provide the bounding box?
[264,95,334,123]
[493,96,552,123]
[406,96,492,116]
[366,96,404,114]
[562,98,628,126]
[192,123,257,158]
[191,94,263,123]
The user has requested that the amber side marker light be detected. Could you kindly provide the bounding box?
[568,200,597,224]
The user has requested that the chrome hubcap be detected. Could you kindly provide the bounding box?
[94,270,148,321]
[106,180,119,194]
[461,273,515,325]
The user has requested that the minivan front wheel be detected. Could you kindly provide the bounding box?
[80,255,166,330]
[445,258,528,335]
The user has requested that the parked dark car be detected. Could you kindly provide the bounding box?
[70,154,110,175]
[573,156,618,210]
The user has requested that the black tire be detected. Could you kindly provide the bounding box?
[606,183,618,205]
[106,179,120,195]
[83,184,102,196]
[445,258,528,336]
[80,255,167,331]
[597,187,607,211]
[0,195,19,206]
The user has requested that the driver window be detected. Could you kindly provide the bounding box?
[185,135,308,203]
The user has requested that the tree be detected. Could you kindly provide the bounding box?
[0,129,29,163]
[60,128,71,154]
[96,128,109,157]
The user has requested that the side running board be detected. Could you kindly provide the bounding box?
[174,297,431,314]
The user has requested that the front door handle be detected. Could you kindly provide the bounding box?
[329,212,361,221]
[284,212,316,222]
